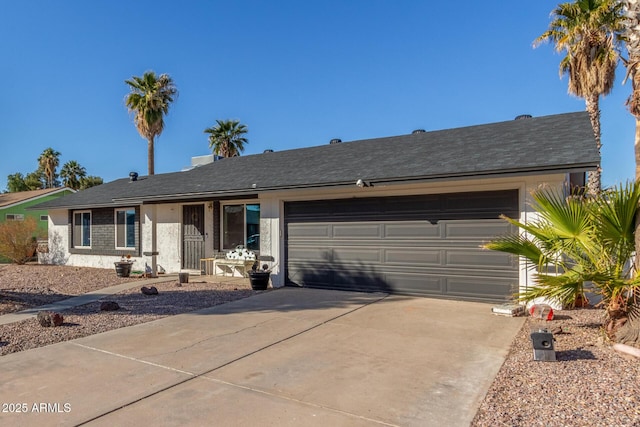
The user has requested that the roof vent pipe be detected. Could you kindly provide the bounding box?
[263,149,274,153]
[129,172,138,182]
[412,129,426,134]
[329,138,342,144]
[515,114,532,120]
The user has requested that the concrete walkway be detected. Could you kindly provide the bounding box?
[0,274,247,326]
[0,276,171,325]
[0,288,524,426]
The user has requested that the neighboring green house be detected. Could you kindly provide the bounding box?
[0,188,75,235]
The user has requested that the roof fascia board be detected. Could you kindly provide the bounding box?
[6,188,76,210]
[109,164,596,204]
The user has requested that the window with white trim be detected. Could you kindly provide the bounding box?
[5,214,24,221]
[40,215,48,222]
[115,208,136,249]
[221,203,260,250]
[73,211,91,248]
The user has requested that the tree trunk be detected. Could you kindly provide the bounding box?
[585,94,602,196]
[616,317,640,347]
[621,0,640,348]
[631,59,640,277]
[148,137,155,176]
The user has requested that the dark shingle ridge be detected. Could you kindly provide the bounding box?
[37,111,597,209]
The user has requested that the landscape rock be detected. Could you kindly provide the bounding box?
[100,301,120,311]
[141,286,159,295]
[37,311,64,327]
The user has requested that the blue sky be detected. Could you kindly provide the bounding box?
[0,1,636,191]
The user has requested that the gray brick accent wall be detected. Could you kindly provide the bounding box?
[69,207,141,257]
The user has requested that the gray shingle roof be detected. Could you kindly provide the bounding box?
[37,111,598,209]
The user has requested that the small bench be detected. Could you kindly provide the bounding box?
[213,259,256,277]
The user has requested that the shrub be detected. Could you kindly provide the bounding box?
[485,182,640,339]
[0,217,44,264]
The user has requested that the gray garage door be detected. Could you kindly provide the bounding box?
[284,190,519,302]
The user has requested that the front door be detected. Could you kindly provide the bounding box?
[182,204,205,270]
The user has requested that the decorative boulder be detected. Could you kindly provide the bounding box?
[141,286,159,295]
[37,311,64,327]
[100,301,120,311]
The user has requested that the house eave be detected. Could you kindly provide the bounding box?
[108,163,597,204]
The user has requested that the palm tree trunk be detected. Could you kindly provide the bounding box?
[585,94,602,196]
[634,118,640,275]
[148,137,155,176]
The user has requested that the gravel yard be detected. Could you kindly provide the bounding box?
[472,308,640,427]
[0,264,254,356]
[1,264,639,425]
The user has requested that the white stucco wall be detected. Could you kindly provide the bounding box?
[256,196,281,284]
[141,204,183,274]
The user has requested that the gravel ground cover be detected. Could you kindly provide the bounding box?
[472,308,640,427]
[0,264,254,356]
[1,264,639,425]
[0,264,145,314]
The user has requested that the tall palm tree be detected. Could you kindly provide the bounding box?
[125,71,177,175]
[535,0,625,195]
[37,147,61,189]
[60,160,87,190]
[204,119,248,158]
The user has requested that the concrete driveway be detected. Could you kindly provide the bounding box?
[0,288,523,426]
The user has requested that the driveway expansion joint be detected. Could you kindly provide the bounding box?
[73,292,390,425]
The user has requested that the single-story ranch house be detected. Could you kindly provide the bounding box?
[34,112,598,302]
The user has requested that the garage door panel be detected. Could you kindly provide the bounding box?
[333,224,382,239]
[446,277,517,301]
[288,247,332,262]
[384,248,442,265]
[288,224,332,239]
[332,248,382,263]
[383,273,444,294]
[384,223,440,239]
[446,250,515,269]
[443,221,512,239]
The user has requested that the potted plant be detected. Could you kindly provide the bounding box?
[114,254,134,278]
[248,262,273,290]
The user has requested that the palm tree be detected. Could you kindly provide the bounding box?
[485,183,640,341]
[535,0,625,195]
[37,148,61,189]
[125,71,177,175]
[204,119,248,158]
[60,160,87,190]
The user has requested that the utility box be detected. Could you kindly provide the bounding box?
[530,329,556,361]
